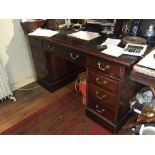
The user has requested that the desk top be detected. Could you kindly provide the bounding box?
[29,30,146,67]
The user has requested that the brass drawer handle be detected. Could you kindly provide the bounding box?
[70,53,79,60]
[95,104,105,113]
[96,91,106,100]
[47,45,55,52]
[96,77,107,85]
[98,62,110,71]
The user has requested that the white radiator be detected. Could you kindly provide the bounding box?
[0,59,15,102]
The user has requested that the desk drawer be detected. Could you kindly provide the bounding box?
[55,44,86,66]
[43,40,86,66]
[88,98,115,122]
[29,37,43,50]
[88,70,119,93]
[88,56,122,78]
[88,83,117,109]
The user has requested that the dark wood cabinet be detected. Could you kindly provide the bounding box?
[44,51,68,82]
[86,56,142,132]
[28,36,84,92]
[28,37,48,81]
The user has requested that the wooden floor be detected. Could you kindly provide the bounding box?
[0,82,77,133]
[0,82,135,134]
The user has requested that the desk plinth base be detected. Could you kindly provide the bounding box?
[37,69,84,92]
[85,107,131,134]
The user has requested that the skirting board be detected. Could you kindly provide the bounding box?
[11,76,36,91]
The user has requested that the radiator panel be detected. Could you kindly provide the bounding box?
[0,60,13,101]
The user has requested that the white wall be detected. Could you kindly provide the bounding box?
[0,19,36,90]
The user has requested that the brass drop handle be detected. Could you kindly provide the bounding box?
[96,91,106,100]
[47,45,55,52]
[98,62,110,71]
[95,104,105,113]
[70,53,79,59]
[96,77,107,85]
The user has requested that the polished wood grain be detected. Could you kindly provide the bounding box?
[0,82,138,134]
[130,71,155,96]
[87,56,123,79]
[88,98,115,122]
[130,71,155,87]
[0,82,74,133]
[43,40,86,66]
[88,70,119,93]
[86,56,143,132]
[27,30,145,133]
[54,43,87,66]
[88,83,117,110]
[28,36,84,92]
[45,51,68,82]
[30,31,140,67]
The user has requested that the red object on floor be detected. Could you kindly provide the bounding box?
[1,90,111,135]
[79,84,86,97]
[74,72,87,105]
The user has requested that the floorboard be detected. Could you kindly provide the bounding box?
[0,82,136,134]
[0,82,76,133]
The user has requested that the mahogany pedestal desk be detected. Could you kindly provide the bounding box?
[27,31,143,133]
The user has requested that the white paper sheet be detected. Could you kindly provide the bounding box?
[28,28,59,37]
[101,38,121,46]
[68,31,100,41]
[138,49,155,69]
[101,45,123,57]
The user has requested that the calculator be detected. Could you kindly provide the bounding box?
[123,43,147,56]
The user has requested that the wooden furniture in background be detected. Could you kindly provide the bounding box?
[130,71,155,96]
[20,19,47,34]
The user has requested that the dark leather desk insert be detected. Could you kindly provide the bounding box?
[27,31,143,133]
